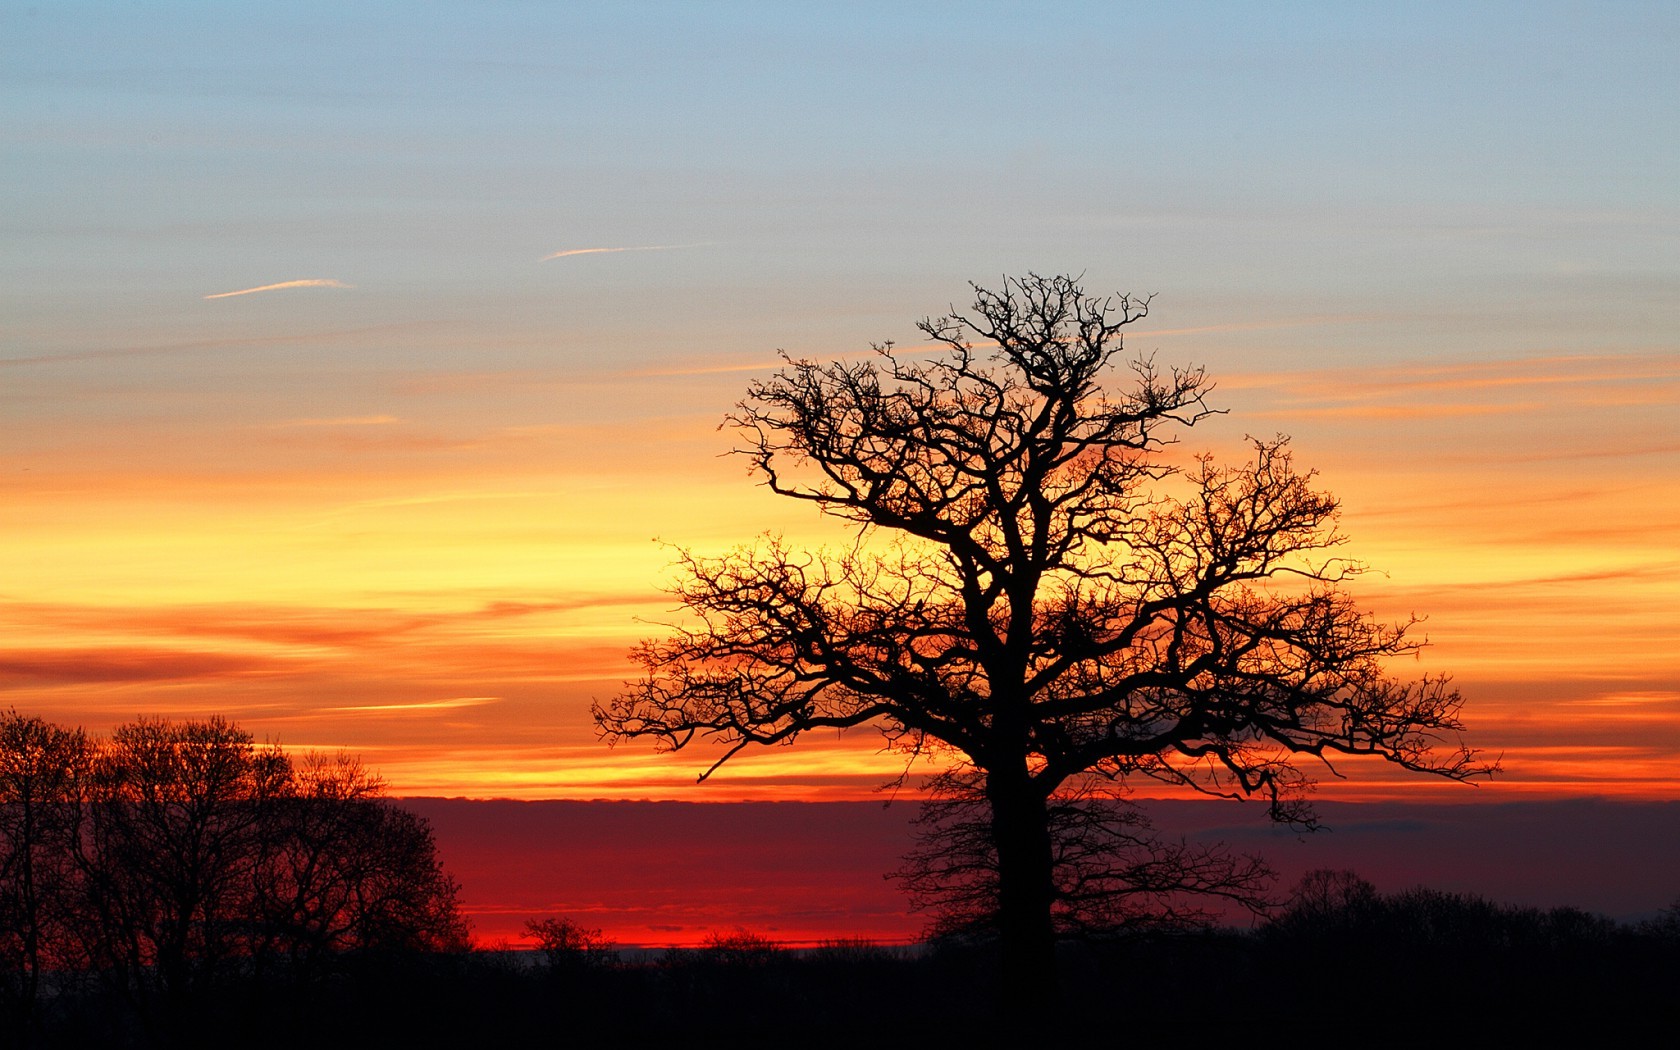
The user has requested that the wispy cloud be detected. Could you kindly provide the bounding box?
[326,490,552,514]
[1563,691,1680,709]
[325,696,501,714]
[1228,351,1680,397]
[627,343,947,379]
[1218,351,1680,425]
[1132,313,1380,338]
[624,321,1371,377]
[539,243,709,262]
[629,358,788,378]
[0,321,433,368]
[271,414,400,428]
[0,648,277,685]
[203,278,354,300]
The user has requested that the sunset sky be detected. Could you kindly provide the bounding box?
[5,2,1677,804]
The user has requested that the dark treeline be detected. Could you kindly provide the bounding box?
[85,878,1668,1049]
[7,710,1679,1047]
[474,877,1680,1047]
[0,712,467,1048]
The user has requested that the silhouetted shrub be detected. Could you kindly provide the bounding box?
[809,937,895,965]
[524,915,617,971]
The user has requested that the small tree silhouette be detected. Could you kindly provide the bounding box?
[699,928,781,968]
[524,916,617,971]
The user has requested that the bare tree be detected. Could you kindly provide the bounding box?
[596,274,1491,1015]
[76,716,289,1017]
[252,753,469,977]
[524,916,617,972]
[0,711,91,1034]
[319,801,470,956]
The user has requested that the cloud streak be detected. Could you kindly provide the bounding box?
[1132,313,1380,338]
[203,278,354,300]
[0,321,433,368]
[1228,351,1680,399]
[326,696,500,714]
[0,648,279,685]
[272,414,400,428]
[539,243,708,262]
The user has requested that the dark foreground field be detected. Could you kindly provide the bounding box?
[22,894,1680,1049]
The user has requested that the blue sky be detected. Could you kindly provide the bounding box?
[7,1,1671,362]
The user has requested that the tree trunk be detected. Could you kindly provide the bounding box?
[987,765,1059,1027]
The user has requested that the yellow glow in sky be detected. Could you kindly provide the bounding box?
[6,345,1677,801]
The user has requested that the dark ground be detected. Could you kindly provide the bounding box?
[20,905,1680,1049]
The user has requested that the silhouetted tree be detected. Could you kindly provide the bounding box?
[1639,897,1680,941]
[524,916,617,972]
[1281,868,1380,920]
[317,801,470,957]
[252,753,469,977]
[597,273,1491,1017]
[76,716,289,1019]
[249,752,382,976]
[893,767,1273,941]
[698,927,781,968]
[0,711,92,1037]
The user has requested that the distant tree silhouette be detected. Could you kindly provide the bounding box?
[698,927,781,968]
[1277,868,1380,923]
[1639,897,1680,941]
[1263,868,1384,956]
[598,273,1492,1017]
[1268,869,1625,983]
[893,767,1272,941]
[524,916,616,972]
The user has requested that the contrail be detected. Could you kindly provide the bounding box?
[203,278,354,300]
[539,243,709,262]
